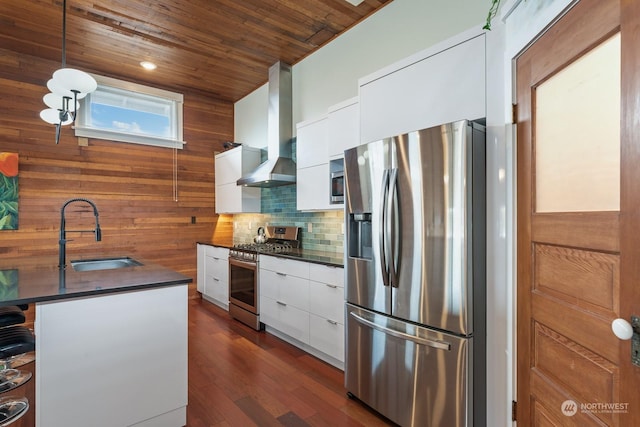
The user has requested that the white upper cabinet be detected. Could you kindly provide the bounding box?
[359,33,486,143]
[215,145,261,213]
[296,116,335,211]
[297,163,331,211]
[327,97,359,159]
[296,116,328,169]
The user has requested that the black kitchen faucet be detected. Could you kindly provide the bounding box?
[58,198,102,269]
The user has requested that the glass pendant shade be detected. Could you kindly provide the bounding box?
[46,68,97,100]
[43,93,80,111]
[39,108,73,126]
[52,68,97,95]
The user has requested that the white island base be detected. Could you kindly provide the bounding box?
[34,285,188,427]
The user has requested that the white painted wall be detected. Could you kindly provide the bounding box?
[234,0,487,148]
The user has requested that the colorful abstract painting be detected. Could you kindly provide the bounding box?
[0,152,18,230]
[0,269,18,300]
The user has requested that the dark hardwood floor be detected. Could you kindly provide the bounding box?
[187,298,392,427]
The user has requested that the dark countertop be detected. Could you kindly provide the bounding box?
[0,255,192,307]
[260,249,344,267]
[197,241,344,267]
[197,241,233,250]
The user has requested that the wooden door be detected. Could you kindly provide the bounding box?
[516,0,640,425]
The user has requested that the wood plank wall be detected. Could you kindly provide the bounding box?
[0,48,234,299]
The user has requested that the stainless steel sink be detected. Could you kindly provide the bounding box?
[70,257,143,272]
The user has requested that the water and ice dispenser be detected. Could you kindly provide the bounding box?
[348,213,372,260]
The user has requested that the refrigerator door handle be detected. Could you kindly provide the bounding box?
[388,168,399,287]
[379,169,390,286]
[350,312,451,351]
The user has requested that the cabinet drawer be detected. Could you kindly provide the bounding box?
[205,274,228,305]
[260,270,309,311]
[204,245,229,260]
[206,257,228,280]
[309,264,344,288]
[260,255,309,279]
[261,296,310,344]
[310,314,344,362]
[309,280,344,321]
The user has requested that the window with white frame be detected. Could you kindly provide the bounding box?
[75,75,185,149]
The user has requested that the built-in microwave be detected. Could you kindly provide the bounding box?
[330,170,344,204]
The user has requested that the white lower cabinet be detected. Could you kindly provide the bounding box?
[197,244,229,309]
[309,314,344,362]
[308,264,345,363]
[259,256,309,344]
[260,296,310,344]
[259,255,345,368]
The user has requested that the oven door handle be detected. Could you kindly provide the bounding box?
[229,257,257,269]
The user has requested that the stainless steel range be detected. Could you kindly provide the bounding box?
[228,226,300,330]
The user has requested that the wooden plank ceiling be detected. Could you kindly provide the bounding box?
[0,0,392,102]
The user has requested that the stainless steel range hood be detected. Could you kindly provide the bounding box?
[237,62,296,187]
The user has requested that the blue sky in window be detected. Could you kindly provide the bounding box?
[91,104,170,137]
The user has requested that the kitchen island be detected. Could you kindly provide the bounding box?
[0,256,191,427]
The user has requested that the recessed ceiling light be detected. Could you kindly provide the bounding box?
[344,0,364,5]
[140,61,157,70]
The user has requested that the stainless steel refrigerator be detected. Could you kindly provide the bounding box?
[344,119,486,427]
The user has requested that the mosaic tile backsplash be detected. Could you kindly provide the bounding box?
[232,182,345,253]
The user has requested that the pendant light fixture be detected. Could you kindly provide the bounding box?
[39,0,97,144]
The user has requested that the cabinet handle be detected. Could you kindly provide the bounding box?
[213,277,220,282]
[326,284,338,289]
[326,319,338,325]
[277,301,287,306]
[276,272,287,277]
[212,257,220,260]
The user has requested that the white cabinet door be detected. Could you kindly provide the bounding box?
[360,34,486,143]
[215,148,242,185]
[260,295,310,344]
[260,255,310,278]
[309,265,345,363]
[327,98,359,159]
[309,280,343,322]
[215,182,260,214]
[198,245,229,309]
[309,263,344,288]
[260,255,311,343]
[296,116,336,210]
[215,146,261,213]
[296,116,328,169]
[259,256,309,311]
[297,164,330,211]
[310,313,344,361]
[204,251,228,306]
[260,270,309,311]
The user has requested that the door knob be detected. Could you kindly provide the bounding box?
[611,318,633,340]
[612,316,640,367]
